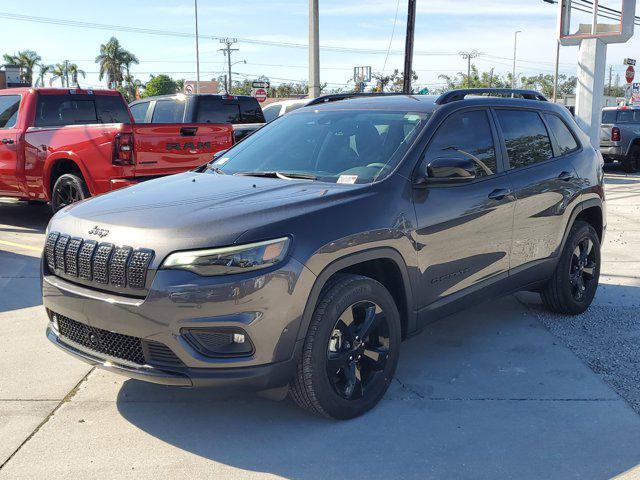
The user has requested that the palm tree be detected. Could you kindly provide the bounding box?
[50,62,68,87]
[35,63,53,87]
[95,37,138,89]
[67,63,86,86]
[49,61,86,87]
[3,50,41,85]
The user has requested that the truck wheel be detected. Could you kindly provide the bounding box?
[289,274,401,419]
[51,173,89,213]
[623,146,640,173]
[541,221,600,315]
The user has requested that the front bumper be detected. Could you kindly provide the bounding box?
[43,256,316,390]
[47,326,300,388]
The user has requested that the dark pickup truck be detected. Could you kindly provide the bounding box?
[129,94,265,142]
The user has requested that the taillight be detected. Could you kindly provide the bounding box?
[113,133,134,165]
[611,127,621,142]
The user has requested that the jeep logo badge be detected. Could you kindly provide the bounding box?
[88,226,109,238]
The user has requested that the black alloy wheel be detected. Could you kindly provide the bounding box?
[569,237,597,302]
[51,173,89,213]
[326,301,390,400]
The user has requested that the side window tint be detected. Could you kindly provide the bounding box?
[130,102,149,123]
[424,110,497,177]
[602,110,616,124]
[196,97,241,123]
[152,100,186,123]
[0,95,20,129]
[262,104,280,122]
[544,114,578,155]
[496,110,553,169]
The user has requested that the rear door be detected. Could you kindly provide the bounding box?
[495,108,582,272]
[412,108,515,307]
[0,94,22,195]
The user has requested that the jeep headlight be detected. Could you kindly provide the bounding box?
[161,237,290,276]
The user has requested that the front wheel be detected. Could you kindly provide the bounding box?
[289,275,401,419]
[51,173,89,213]
[622,146,640,173]
[541,221,601,315]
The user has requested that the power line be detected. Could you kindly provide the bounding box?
[381,0,401,76]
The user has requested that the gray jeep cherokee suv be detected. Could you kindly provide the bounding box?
[43,89,605,419]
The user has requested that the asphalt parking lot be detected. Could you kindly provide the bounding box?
[1,166,639,480]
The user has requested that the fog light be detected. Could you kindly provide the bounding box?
[233,333,245,344]
[182,327,254,357]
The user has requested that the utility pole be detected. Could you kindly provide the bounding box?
[512,30,522,89]
[219,38,238,94]
[553,39,560,102]
[403,0,417,94]
[194,0,201,93]
[608,65,613,96]
[459,51,480,88]
[308,0,320,98]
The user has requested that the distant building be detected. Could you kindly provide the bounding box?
[0,65,30,89]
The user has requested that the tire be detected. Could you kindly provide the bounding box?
[289,274,401,419]
[541,221,601,315]
[51,173,89,214]
[622,146,640,173]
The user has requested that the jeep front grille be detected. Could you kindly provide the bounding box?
[45,231,154,291]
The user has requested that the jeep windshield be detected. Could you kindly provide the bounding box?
[209,109,430,184]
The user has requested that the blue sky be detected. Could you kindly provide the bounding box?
[1,0,639,91]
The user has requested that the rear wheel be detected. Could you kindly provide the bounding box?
[541,221,600,315]
[51,173,89,213]
[289,275,401,419]
[622,146,640,173]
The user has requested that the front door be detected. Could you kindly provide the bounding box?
[0,95,22,195]
[412,108,515,308]
[494,109,582,271]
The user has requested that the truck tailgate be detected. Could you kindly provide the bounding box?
[132,123,233,176]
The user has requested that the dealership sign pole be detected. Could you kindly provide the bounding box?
[558,0,635,147]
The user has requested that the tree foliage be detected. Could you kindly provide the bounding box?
[2,50,41,85]
[95,37,139,89]
[141,74,179,97]
[371,69,418,93]
[49,61,85,87]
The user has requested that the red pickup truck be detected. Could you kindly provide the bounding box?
[0,88,233,212]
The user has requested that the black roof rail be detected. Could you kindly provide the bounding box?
[305,92,408,107]
[435,88,547,105]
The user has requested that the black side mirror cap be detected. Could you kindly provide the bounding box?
[414,157,476,186]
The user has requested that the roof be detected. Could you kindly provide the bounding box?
[0,87,120,96]
[307,94,440,113]
[130,93,257,104]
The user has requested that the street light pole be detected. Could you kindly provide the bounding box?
[553,39,560,101]
[308,0,320,98]
[512,30,522,89]
[194,0,200,94]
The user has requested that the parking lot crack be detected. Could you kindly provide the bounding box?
[0,367,95,471]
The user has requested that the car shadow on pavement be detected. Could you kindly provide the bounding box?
[115,295,640,480]
[0,200,51,234]
[0,250,42,313]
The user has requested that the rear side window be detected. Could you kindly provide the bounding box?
[195,97,241,123]
[238,97,265,123]
[602,110,616,124]
[152,100,186,123]
[615,109,640,123]
[496,110,553,169]
[0,95,20,129]
[544,114,579,155]
[34,94,130,127]
[130,102,150,123]
[424,109,497,177]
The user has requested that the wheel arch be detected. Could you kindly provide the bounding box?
[296,248,416,342]
[559,199,604,254]
[44,154,93,200]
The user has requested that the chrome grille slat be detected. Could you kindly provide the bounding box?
[78,240,97,280]
[54,235,70,273]
[109,246,132,287]
[93,243,114,284]
[65,238,83,277]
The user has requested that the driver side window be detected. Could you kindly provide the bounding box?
[424,110,497,178]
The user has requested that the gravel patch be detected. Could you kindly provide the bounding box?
[535,305,640,414]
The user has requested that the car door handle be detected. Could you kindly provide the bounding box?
[558,171,575,181]
[1,138,14,145]
[488,188,511,200]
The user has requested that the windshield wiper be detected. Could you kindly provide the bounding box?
[234,171,317,181]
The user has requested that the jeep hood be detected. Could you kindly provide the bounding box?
[49,172,368,265]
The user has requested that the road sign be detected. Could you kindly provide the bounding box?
[626,65,635,83]
[252,81,270,89]
[353,66,372,83]
[625,58,637,66]
[632,83,640,104]
[253,88,268,103]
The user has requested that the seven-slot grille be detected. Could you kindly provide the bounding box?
[45,231,153,291]
[54,314,183,367]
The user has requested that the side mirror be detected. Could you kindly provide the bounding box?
[415,157,476,186]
